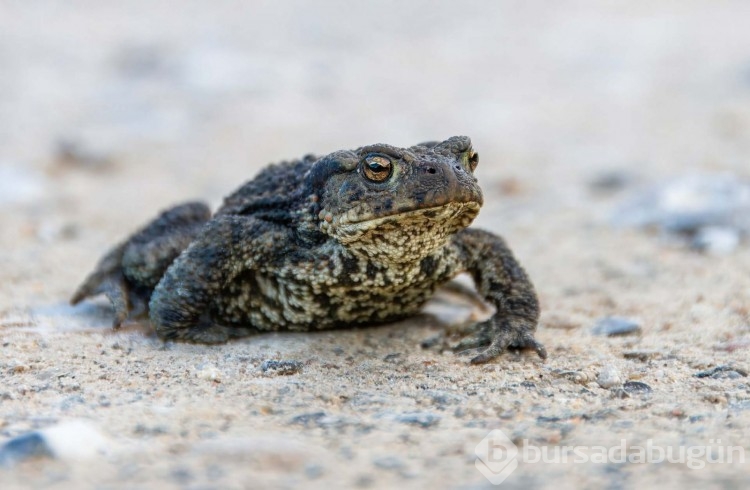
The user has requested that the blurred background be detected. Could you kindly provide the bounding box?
[3,1,750,176]
[2,0,750,299]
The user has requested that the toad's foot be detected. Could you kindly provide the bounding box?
[452,316,547,364]
[71,202,210,327]
[71,260,146,328]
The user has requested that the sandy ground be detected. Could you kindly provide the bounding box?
[2,1,750,488]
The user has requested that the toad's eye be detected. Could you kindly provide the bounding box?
[361,155,393,182]
[468,151,479,172]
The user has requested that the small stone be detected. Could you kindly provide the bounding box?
[424,389,466,407]
[289,412,326,428]
[114,44,171,78]
[691,226,741,255]
[305,463,324,479]
[260,360,303,375]
[694,366,748,379]
[613,173,750,232]
[420,334,443,349]
[133,424,169,436]
[622,350,664,361]
[355,475,375,488]
[552,370,594,384]
[373,456,405,470]
[10,363,30,374]
[44,420,109,460]
[591,317,641,337]
[195,364,222,382]
[611,420,634,429]
[703,394,728,405]
[0,432,53,467]
[382,353,402,363]
[0,420,109,467]
[622,381,652,395]
[596,366,622,389]
[170,466,193,485]
[589,170,635,193]
[669,408,687,418]
[395,412,441,428]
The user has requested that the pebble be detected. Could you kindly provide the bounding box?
[260,360,303,375]
[170,466,193,485]
[114,44,172,79]
[195,364,222,382]
[691,226,741,255]
[289,412,327,428]
[373,456,405,470]
[305,463,324,479]
[553,370,594,384]
[382,353,402,363]
[612,173,750,251]
[591,317,642,337]
[596,366,622,389]
[0,420,109,467]
[394,412,441,428]
[622,350,664,361]
[419,334,443,349]
[423,390,467,407]
[588,170,635,193]
[622,381,653,395]
[133,424,169,436]
[0,432,52,467]
[694,366,748,379]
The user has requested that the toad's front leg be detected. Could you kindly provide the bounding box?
[149,215,291,343]
[451,228,546,364]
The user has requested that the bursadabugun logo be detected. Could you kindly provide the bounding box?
[475,430,746,486]
[474,430,519,485]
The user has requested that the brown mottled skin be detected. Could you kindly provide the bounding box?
[72,136,546,363]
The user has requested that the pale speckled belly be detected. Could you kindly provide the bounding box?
[210,245,460,332]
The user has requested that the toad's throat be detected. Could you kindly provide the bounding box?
[322,202,481,262]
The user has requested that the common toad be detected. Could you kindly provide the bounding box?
[72,136,545,363]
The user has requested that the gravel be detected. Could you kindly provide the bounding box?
[591,317,642,337]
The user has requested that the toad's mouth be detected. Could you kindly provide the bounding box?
[320,201,482,244]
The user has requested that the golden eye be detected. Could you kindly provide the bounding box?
[362,155,393,182]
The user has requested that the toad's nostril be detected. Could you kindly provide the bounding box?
[427,167,437,174]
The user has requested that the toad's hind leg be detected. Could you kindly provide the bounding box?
[160,314,256,344]
[149,215,291,344]
[71,202,211,327]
